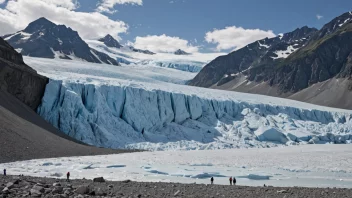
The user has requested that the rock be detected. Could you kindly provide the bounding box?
[63,188,71,191]
[30,189,42,197]
[93,177,105,182]
[53,183,61,187]
[44,188,52,194]
[95,188,107,196]
[174,190,181,196]
[135,194,142,198]
[64,189,72,195]
[75,185,89,195]
[277,190,288,193]
[108,185,113,188]
[66,184,72,188]
[122,179,131,183]
[2,187,9,194]
[52,186,63,194]
[5,183,14,189]
[52,194,66,198]
[32,184,45,193]
[12,180,20,185]
[74,195,85,198]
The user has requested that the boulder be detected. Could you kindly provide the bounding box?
[30,189,42,197]
[93,177,105,182]
[52,186,63,194]
[2,187,9,194]
[5,182,14,189]
[75,185,89,195]
[122,179,131,183]
[32,185,45,193]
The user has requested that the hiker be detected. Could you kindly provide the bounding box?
[66,172,70,181]
[229,177,233,185]
[233,176,237,186]
[210,177,214,184]
[142,128,145,135]
[3,169,6,176]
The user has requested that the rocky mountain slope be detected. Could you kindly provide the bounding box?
[0,38,128,163]
[0,37,47,110]
[2,17,119,66]
[189,12,352,109]
[98,34,123,49]
[174,49,191,55]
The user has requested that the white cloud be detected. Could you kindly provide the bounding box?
[316,14,323,20]
[0,0,128,40]
[96,0,142,14]
[0,0,6,4]
[205,26,276,51]
[133,34,199,53]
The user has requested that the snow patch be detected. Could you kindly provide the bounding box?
[258,41,270,48]
[271,45,298,59]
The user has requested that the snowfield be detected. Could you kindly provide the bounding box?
[3,145,352,188]
[24,57,352,151]
[86,40,224,73]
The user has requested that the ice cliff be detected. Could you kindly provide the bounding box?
[38,80,352,150]
[138,60,204,73]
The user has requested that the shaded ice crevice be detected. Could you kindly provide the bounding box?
[37,80,352,150]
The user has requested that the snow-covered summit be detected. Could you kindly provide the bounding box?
[98,34,123,49]
[3,17,119,66]
[174,49,191,55]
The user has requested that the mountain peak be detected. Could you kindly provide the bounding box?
[24,17,56,33]
[98,34,123,48]
[174,49,191,55]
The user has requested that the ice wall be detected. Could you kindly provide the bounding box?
[138,60,204,73]
[38,80,352,150]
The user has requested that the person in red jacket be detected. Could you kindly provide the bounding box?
[229,177,233,185]
[66,172,70,181]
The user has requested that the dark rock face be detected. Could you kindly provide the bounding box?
[3,17,119,66]
[174,49,191,55]
[129,46,156,55]
[98,34,123,48]
[190,12,352,108]
[0,37,48,110]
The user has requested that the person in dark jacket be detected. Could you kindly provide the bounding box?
[210,177,214,184]
[3,169,6,176]
[233,176,237,185]
[66,172,70,181]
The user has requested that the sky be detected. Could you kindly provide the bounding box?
[0,0,351,53]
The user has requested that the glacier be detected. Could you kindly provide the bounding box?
[24,56,352,151]
[37,79,352,151]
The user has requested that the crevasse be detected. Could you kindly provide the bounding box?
[37,80,352,151]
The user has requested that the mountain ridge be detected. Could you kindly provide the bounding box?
[189,11,352,109]
[2,17,119,66]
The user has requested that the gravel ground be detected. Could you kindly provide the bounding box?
[1,175,351,198]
